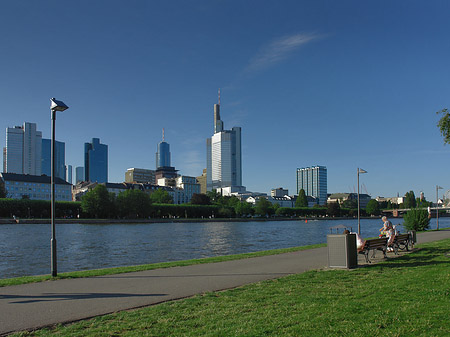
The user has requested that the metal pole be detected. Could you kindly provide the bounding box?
[436,185,439,231]
[51,110,57,277]
[357,168,360,235]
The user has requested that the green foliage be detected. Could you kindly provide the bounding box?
[436,108,450,144]
[81,185,116,218]
[235,201,253,217]
[326,202,340,217]
[206,189,221,203]
[254,197,274,217]
[365,199,380,216]
[190,193,211,205]
[149,189,173,204]
[0,199,81,218]
[404,191,416,208]
[151,203,220,218]
[295,189,308,207]
[0,180,7,198]
[116,189,152,218]
[342,199,357,209]
[275,207,326,217]
[416,197,431,208]
[403,208,430,231]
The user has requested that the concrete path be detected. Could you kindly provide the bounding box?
[1,229,449,335]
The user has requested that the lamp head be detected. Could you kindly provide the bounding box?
[50,98,69,112]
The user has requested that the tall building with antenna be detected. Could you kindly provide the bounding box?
[156,128,171,169]
[207,90,243,192]
[155,129,178,181]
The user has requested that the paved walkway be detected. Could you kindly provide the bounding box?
[1,230,449,335]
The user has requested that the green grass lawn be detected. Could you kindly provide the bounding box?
[13,238,450,336]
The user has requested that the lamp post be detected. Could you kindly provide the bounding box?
[50,98,69,277]
[436,185,443,231]
[357,168,367,235]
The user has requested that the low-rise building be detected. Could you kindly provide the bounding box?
[125,168,155,184]
[271,188,288,198]
[327,192,371,209]
[0,173,72,201]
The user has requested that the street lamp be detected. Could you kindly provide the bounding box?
[357,168,367,235]
[50,98,68,277]
[436,185,443,231]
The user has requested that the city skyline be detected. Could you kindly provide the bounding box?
[1,1,450,200]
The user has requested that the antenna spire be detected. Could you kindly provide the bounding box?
[218,88,221,105]
[162,128,165,141]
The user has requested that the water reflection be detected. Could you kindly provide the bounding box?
[1,217,448,279]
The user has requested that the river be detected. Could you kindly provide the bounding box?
[1,217,448,279]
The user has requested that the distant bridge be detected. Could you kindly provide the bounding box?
[382,207,450,217]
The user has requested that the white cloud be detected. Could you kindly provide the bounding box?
[245,33,321,73]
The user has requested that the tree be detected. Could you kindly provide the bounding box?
[295,189,308,207]
[327,202,340,217]
[81,184,116,218]
[0,180,6,198]
[150,188,173,204]
[403,208,430,231]
[342,199,357,209]
[190,193,211,205]
[206,189,221,203]
[235,201,253,217]
[254,197,273,217]
[116,189,152,218]
[436,108,450,144]
[404,191,416,209]
[365,199,380,216]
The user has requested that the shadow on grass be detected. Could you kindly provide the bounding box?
[364,247,450,269]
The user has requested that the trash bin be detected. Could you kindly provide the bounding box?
[327,233,358,269]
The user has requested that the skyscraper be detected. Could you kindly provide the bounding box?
[84,138,108,183]
[4,122,42,175]
[156,129,170,169]
[75,166,85,183]
[66,165,72,184]
[41,139,66,180]
[296,165,327,205]
[207,91,242,191]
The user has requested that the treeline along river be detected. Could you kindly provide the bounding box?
[1,217,449,279]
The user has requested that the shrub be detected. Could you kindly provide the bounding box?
[403,208,430,231]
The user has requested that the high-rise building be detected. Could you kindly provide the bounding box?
[66,165,72,184]
[84,138,108,183]
[296,165,327,205]
[75,166,85,183]
[41,139,66,180]
[206,91,242,191]
[156,129,170,169]
[4,122,42,175]
[125,168,155,184]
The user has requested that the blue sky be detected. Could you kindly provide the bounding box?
[1,1,450,201]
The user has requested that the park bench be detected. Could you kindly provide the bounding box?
[392,233,413,255]
[359,237,388,263]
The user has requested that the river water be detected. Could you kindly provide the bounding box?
[1,217,448,279]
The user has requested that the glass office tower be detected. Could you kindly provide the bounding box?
[41,138,66,180]
[84,138,108,183]
[156,141,170,169]
[296,165,327,205]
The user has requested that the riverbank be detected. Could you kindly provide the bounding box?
[0,215,381,225]
[4,232,450,336]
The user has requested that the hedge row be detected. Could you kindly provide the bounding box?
[0,199,82,218]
